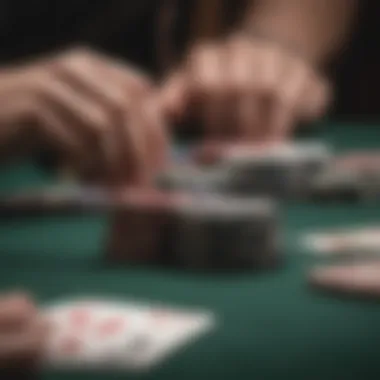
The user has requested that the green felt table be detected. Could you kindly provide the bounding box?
[1,122,380,380]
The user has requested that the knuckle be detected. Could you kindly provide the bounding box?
[197,78,220,97]
[190,44,207,61]
[109,92,128,112]
[260,76,276,95]
[56,46,96,72]
[276,87,297,108]
[132,77,152,95]
[3,293,35,319]
[87,108,110,133]
[232,76,251,95]
[188,43,215,69]
[31,71,58,100]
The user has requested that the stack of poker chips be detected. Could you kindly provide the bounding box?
[156,164,229,194]
[167,195,278,271]
[1,140,347,273]
[181,141,332,199]
[107,189,279,271]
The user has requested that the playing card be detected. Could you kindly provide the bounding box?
[301,226,380,255]
[309,261,380,299]
[42,298,216,372]
[42,300,149,371]
[124,303,215,371]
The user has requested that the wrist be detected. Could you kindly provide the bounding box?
[240,17,331,68]
[240,28,311,63]
[235,27,328,78]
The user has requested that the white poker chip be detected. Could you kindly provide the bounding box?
[225,141,331,164]
[302,227,380,255]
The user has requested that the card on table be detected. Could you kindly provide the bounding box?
[309,261,380,299]
[42,298,216,372]
[301,226,380,256]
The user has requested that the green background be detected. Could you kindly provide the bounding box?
[1,122,380,380]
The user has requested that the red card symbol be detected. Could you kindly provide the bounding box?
[97,316,126,337]
[68,309,92,329]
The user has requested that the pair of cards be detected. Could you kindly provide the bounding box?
[42,298,215,372]
[301,226,380,256]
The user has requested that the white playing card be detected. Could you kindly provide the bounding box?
[301,226,380,255]
[124,303,215,371]
[42,298,216,372]
[42,299,150,371]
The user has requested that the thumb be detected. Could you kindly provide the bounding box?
[159,71,188,121]
[270,103,295,141]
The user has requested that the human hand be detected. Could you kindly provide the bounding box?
[0,47,168,186]
[161,34,331,141]
[0,293,47,370]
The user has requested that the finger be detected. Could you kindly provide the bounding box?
[32,103,83,155]
[37,74,110,135]
[189,45,226,137]
[53,69,130,174]
[56,48,151,97]
[300,75,332,122]
[118,105,150,186]
[36,74,120,177]
[142,98,170,175]
[237,95,260,140]
[269,103,294,141]
[248,44,280,139]
[269,59,309,139]
[160,71,188,122]
[0,319,48,364]
[228,37,257,138]
[0,293,35,331]
[56,50,156,180]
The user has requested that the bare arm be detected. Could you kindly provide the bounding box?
[243,0,359,65]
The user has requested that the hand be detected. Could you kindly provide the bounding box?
[0,293,47,370]
[161,34,331,141]
[0,47,168,186]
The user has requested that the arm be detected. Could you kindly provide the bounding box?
[243,0,359,65]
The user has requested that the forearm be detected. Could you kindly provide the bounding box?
[243,0,358,65]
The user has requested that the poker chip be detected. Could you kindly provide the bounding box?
[168,195,279,271]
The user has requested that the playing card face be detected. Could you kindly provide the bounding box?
[301,227,380,255]
[125,304,215,371]
[43,300,149,371]
[42,299,215,372]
